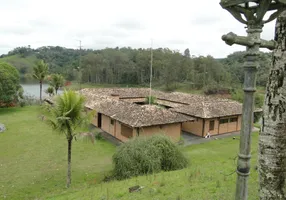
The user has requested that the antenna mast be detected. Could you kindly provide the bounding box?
[77,40,83,92]
[149,39,153,105]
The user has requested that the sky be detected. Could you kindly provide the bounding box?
[0,0,277,58]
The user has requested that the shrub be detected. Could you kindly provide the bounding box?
[231,88,264,108]
[231,89,244,103]
[164,83,177,92]
[149,135,188,171]
[178,136,185,145]
[254,111,263,123]
[254,93,264,108]
[0,62,21,106]
[95,132,104,140]
[204,87,230,95]
[19,100,26,107]
[145,95,157,105]
[45,86,54,96]
[19,95,41,107]
[112,135,188,180]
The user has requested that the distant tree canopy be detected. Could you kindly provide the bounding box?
[220,51,271,87]
[0,62,22,106]
[79,48,234,90]
[0,46,272,90]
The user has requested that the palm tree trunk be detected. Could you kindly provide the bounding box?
[258,11,286,200]
[40,81,42,103]
[66,138,72,188]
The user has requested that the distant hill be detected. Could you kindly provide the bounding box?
[0,54,38,81]
[0,46,85,82]
[0,46,272,88]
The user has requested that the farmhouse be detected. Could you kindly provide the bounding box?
[81,90,193,142]
[172,100,242,137]
[80,88,246,142]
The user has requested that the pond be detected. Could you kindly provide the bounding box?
[21,84,61,99]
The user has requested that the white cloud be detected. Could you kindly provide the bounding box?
[0,0,277,57]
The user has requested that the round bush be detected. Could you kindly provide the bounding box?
[112,135,188,180]
[149,135,188,171]
[0,62,21,106]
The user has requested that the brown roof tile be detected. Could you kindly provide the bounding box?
[81,89,193,127]
[80,88,243,119]
[170,100,242,118]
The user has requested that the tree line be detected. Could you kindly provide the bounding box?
[1,46,271,91]
[79,48,232,91]
[0,59,65,106]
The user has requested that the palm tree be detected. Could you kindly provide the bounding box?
[32,60,48,102]
[50,74,65,94]
[45,86,54,97]
[45,90,92,188]
[258,11,286,200]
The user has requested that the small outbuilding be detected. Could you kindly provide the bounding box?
[171,100,242,137]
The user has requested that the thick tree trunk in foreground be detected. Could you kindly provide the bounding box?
[259,11,286,200]
[66,138,72,188]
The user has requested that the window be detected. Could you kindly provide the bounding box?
[219,118,228,124]
[230,117,238,123]
[121,124,133,138]
[209,120,215,131]
[110,119,114,125]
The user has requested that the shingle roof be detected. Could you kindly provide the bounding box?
[80,88,243,119]
[170,100,243,118]
[81,89,193,127]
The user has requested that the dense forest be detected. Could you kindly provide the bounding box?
[0,46,271,91]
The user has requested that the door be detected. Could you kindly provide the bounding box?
[97,113,102,128]
[209,120,215,131]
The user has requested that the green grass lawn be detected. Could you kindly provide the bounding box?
[0,106,259,200]
[0,106,115,200]
[48,134,259,200]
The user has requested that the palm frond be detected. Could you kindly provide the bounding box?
[43,90,90,140]
[32,60,49,81]
[57,116,71,121]
[46,118,57,130]
[50,74,65,91]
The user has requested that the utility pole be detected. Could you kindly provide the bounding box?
[149,39,153,105]
[203,64,206,88]
[77,40,83,92]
